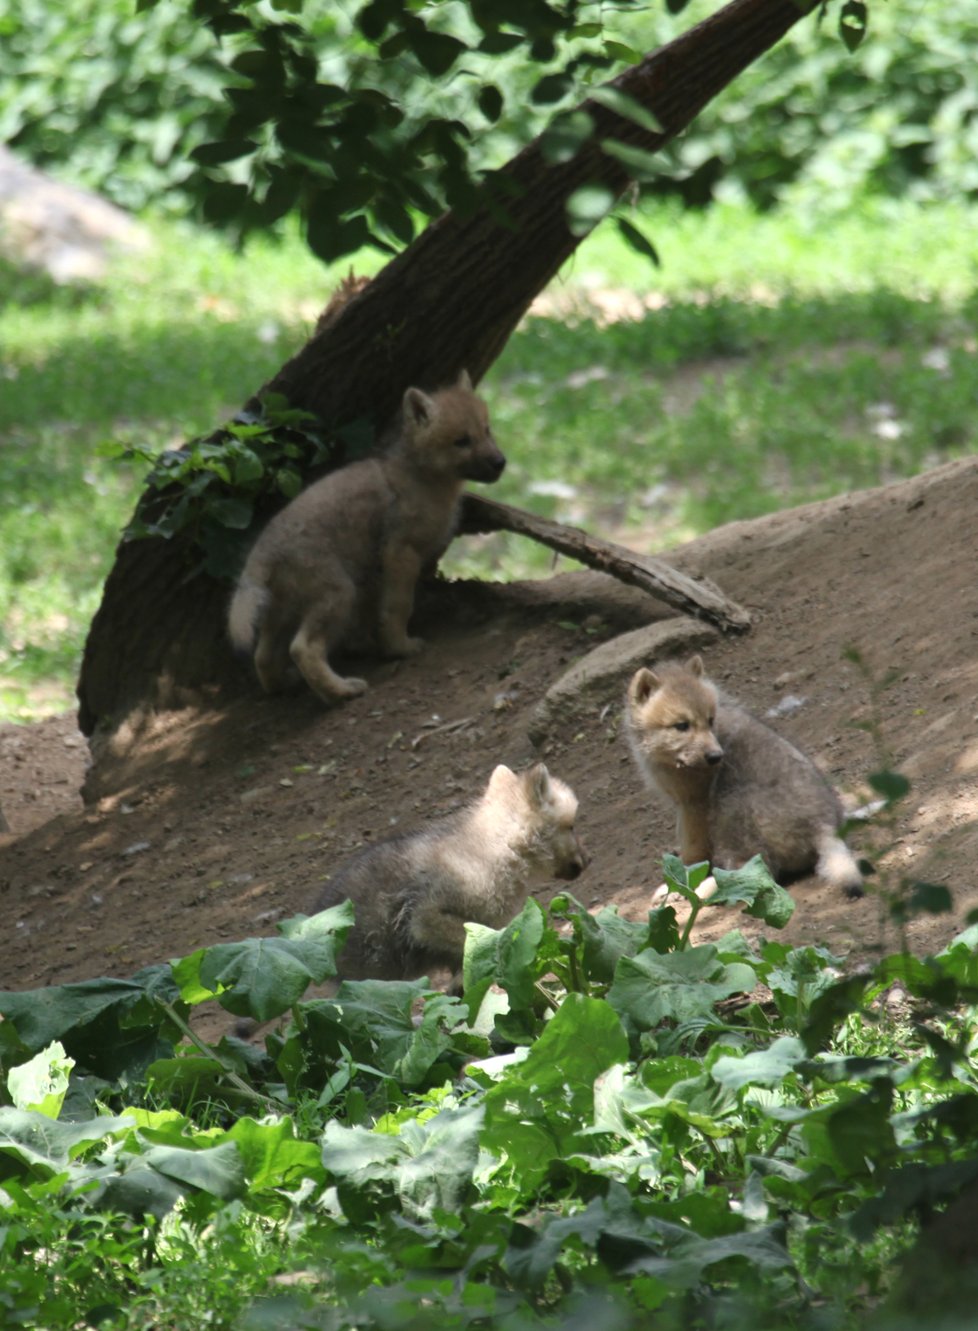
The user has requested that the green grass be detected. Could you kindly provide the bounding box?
[2,196,977,721]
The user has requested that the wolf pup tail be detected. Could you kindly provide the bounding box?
[227,580,268,657]
[815,830,864,899]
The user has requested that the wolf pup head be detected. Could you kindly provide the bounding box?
[402,369,506,484]
[486,762,589,882]
[626,655,724,771]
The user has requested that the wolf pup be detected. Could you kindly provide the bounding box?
[625,655,863,898]
[314,763,588,984]
[227,370,505,703]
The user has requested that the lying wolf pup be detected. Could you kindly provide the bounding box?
[315,763,588,985]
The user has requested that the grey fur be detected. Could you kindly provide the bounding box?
[228,371,505,703]
[314,763,588,982]
[625,656,863,897]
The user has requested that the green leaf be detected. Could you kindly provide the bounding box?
[208,496,254,530]
[224,1115,325,1193]
[231,449,265,486]
[839,0,868,52]
[0,972,179,1053]
[7,1041,74,1119]
[190,138,254,166]
[601,138,663,180]
[408,28,467,77]
[566,184,617,238]
[711,856,796,929]
[609,946,756,1030]
[482,995,628,1193]
[140,1140,244,1199]
[0,1108,133,1179]
[588,86,663,136]
[712,1037,806,1092]
[868,769,910,802]
[540,109,594,165]
[323,1101,483,1222]
[615,216,660,266]
[172,906,354,1021]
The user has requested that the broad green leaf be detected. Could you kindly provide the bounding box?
[505,1183,688,1289]
[566,185,616,237]
[323,1101,483,1222]
[0,968,181,1053]
[588,86,664,136]
[710,856,796,929]
[88,1159,188,1220]
[0,1108,133,1179]
[495,898,546,1011]
[712,1037,806,1092]
[608,947,756,1030]
[7,1041,74,1119]
[482,995,628,1193]
[625,1222,793,1283]
[224,1116,325,1193]
[173,905,353,1020]
[141,1140,244,1200]
[935,924,978,989]
[803,1084,896,1178]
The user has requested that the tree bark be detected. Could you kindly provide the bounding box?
[78,0,815,739]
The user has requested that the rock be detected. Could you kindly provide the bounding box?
[528,616,719,747]
[0,146,150,283]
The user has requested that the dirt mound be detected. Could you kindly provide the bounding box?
[2,456,976,1005]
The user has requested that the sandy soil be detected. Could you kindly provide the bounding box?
[1,455,976,1019]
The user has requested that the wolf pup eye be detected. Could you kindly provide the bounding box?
[453,435,472,449]
[673,720,691,732]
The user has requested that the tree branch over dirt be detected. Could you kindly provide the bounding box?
[460,496,751,633]
[78,0,815,741]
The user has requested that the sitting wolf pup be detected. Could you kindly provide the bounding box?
[228,370,505,703]
[625,655,863,898]
[314,763,588,985]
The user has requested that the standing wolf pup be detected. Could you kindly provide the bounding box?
[228,370,505,703]
[314,763,588,985]
[625,655,863,897]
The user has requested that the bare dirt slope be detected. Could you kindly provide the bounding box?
[1,455,976,1009]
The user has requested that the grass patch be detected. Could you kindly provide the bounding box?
[2,197,977,720]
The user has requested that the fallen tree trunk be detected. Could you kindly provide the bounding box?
[78,0,814,740]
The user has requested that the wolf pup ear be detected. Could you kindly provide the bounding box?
[687,654,705,677]
[403,386,436,427]
[524,762,553,808]
[455,368,473,391]
[628,666,660,707]
[487,764,517,794]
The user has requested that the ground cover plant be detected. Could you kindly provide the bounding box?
[2,195,977,722]
[1,841,976,1330]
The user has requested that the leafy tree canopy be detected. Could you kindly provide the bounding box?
[0,0,914,266]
